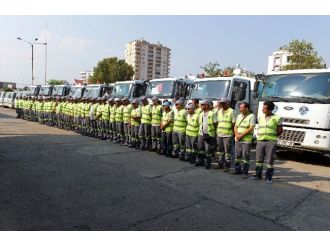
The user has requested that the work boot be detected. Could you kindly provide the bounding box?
[190,154,196,164]
[184,153,191,162]
[265,168,274,184]
[195,154,205,167]
[179,152,185,161]
[172,150,179,158]
[229,162,242,174]
[204,157,211,169]
[242,164,250,176]
[251,166,263,180]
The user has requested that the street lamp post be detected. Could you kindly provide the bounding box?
[17,37,47,86]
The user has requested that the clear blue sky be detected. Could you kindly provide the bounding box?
[1,16,329,86]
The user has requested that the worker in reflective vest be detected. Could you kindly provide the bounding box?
[115,98,124,144]
[160,101,174,157]
[196,99,217,169]
[101,97,110,140]
[108,97,116,142]
[172,99,187,160]
[215,98,236,171]
[139,96,152,151]
[151,96,163,153]
[185,103,200,164]
[233,102,256,178]
[253,101,283,184]
[123,97,133,146]
[129,98,142,149]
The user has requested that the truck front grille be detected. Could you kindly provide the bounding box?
[278,129,306,145]
[282,118,310,125]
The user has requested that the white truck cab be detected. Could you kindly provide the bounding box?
[111,80,148,99]
[254,69,330,156]
[145,77,195,104]
[191,74,257,113]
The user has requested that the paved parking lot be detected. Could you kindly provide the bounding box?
[0,107,329,230]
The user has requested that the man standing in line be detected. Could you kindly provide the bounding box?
[185,104,200,164]
[215,98,236,171]
[160,101,174,157]
[196,99,217,169]
[233,102,256,178]
[151,96,163,153]
[139,96,152,151]
[123,97,133,146]
[172,99,187,160]
[253,101,283,184]
[129,98,141,149]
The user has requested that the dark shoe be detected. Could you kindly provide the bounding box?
[251,174,262,180]
[229,169,242,175]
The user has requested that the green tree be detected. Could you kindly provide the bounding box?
[47,79,65,85]
[3,88,14,92]
[281,39,326,70]
[200,61,222,77]
[89,57,134,84]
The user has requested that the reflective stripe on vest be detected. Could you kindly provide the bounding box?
[141,104,152,124]
[257,114,280,141]
[199,111,216,137]
[217,108,234,135]
[173,109,187,133]
[151,105,162,126]
[186,113,199,137]
[236,113,254,142]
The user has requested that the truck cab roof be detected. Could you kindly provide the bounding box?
[267,69,330,75]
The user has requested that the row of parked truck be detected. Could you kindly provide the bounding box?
[1,69,330,157]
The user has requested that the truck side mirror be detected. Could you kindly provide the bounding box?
[234,82,247,101]
[253,80,260,92]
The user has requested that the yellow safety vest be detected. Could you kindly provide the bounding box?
[257,114,281,141]
[173,108,187,133]
[186,113,200,137]
[236,113,254,143]
[217,108,234,135]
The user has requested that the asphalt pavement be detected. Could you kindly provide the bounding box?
[0,107,329,230]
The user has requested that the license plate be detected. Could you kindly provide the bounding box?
[277,140,294,147]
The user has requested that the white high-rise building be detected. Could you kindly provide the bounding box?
[125,38,171,80]
[80,70,93,84]
[267,50,291,73]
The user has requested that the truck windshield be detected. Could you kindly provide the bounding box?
[191,80,230,99]
[28,87,38,96]
[84,86,100,99]
[112,83,132,98]
[69,87,83,98]
[52,86,64,96]
[145,80,174,98]
[262,73,330,102]
[39,86,51,96]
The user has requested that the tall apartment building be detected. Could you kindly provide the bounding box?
[125,39,171,80]
[80,70,93,84]
[267,50,291,73]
